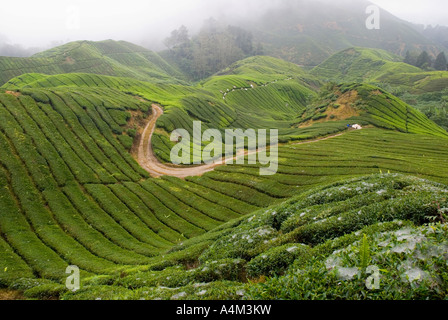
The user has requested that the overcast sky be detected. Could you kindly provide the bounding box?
[0,0,446,49]
[370,0,447,26]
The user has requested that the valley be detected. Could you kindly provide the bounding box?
[0,0,447,302]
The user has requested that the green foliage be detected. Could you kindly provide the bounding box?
[359,234,371,271]
[246,244,311,278]
[23,283,68,300]
[0,44,448,301]
[0,40,187,86]
[311,47,420,83]
[162,22,257,81]
[416,51,433,70]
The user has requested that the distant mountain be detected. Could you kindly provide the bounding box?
[0,40,187,85]
[412,24,448,50]
[239,0,442,66]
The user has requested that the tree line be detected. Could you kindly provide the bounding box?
[404,50,448,71]
[162,19,263,81]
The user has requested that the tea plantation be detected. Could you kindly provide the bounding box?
[0,41,447,300]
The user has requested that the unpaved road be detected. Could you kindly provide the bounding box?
[137,105,226,178]
[137,104,351,178]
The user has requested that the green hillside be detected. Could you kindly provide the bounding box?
[311,47,422,83]
[1,71,448,299]
[3,56,447,164]
[5,63,446,166]
[377,71,448,94]
[2,57,326,162]
[35,174,448,300]
[0,40,187,86]
[311,47,448,94]
[310,47,448,133]
[0,37,448,301]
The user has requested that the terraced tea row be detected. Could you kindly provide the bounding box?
[0,40,186,85]
[2,83,447,287]
[0,51,447,299]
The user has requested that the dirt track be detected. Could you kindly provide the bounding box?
[137,104,351,178]
[137,105,224,178]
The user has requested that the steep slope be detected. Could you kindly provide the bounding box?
[299,83,448,138]
[0,40,187,85]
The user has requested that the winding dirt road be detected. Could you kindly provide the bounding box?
[137,105,227,178]
[137,104,352,178]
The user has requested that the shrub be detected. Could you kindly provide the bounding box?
[247,243,311,278]
[23,283,67,300]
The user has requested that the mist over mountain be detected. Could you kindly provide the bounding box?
[238,0,443,65]
[0,0,445,62]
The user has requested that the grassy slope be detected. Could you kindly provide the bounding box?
[0,40,187,86]
[2,56,326,161]
[59,174,448,300]
[311,47,448,94]
[311,47,421,82]
[1,81,448,299]
[0,52,448,299]
[300,82,448,138]
[248,0,442,66]
[8,55,445,162]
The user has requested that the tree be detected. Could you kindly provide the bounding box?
[404,50,415,66]
[163,25,190,50]
[416,51,432,70]
[227,26,253,55]
[254,42,264,56]
[163,20,256,81]
[434,52,448,71]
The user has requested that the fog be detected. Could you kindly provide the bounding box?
[0,0,447,55]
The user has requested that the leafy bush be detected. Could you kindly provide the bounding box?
[247,243,311,278]
[247,223,448,300]
[23,283,67,300]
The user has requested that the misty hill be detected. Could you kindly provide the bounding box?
[0,40,186,86]
[241,0,442,66]
[311,47,422,82]
[311,47,448,94]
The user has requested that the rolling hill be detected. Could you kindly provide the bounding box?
[0,40,187,86]
[311,47,448,94]
[0,39,448,300]
[311,47,421,83]
[299,82,448,138]
[309,46,448,132]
